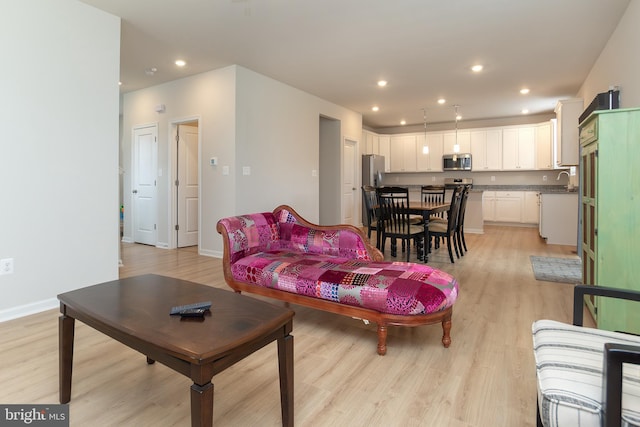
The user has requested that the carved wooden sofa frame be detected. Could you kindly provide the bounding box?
[216,205,458,355]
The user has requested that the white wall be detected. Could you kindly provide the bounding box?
[0,0,120,320]
[121,65,361,257]
[579,1,640,107]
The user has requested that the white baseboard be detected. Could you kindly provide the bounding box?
[0,298,58,322]
[199,249,221,258]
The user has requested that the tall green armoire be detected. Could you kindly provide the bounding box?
[579,108,640,334]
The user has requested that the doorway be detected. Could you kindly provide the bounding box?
[171,119,200,248]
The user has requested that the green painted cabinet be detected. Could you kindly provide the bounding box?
[579,108,640,334]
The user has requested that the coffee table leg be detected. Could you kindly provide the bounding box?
[59,314,75,404]
[277,333,294,427]
[190,382,213,427]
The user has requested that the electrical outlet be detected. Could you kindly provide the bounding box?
[490,176,495,182]
[543,175,547,181]
[0,258,14,275]
[431,176,436,182]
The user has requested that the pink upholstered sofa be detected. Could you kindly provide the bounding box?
[216,205,459,355]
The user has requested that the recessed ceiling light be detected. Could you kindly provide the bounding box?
[372,106,379,112]
[118,81,122,86]
[400,120,406,125]
[377,80,387,87]
[175,59,186,67]
[522,109,530,114]
[437,98,446,105]
[520,88,530,95]
[471,64,483,72]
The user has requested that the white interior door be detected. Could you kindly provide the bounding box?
[132,125,158,245]
[342,139,357,225]
[177,124,199,247]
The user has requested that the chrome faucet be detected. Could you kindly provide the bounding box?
[556,170,570,180]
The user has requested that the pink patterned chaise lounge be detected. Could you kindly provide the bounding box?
[216,205,459,355]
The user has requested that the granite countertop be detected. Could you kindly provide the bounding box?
[473,185,578,194]
[397,184,578,194]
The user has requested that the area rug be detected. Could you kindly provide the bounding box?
[530,256,582,284]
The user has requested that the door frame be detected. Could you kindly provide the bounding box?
[168,116,201,250]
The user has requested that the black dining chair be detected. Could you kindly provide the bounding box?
[376,186,422,224]
[378,194,424,262]
[421,185,447,221]
[427,186,463,263]
[361,185,382,249]
[455,185,471,254]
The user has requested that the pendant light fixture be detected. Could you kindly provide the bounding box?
[453,104,461,154]
[422,108,429,154]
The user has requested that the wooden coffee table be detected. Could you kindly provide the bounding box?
[58,274,294,427]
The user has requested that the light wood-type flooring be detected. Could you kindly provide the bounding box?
[0,225,580,426]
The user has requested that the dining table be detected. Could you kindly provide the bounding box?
[406,200,451,262]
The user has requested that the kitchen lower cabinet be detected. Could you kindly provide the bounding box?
[523,191,540,224]
[483,191,527,223]
[579,108,640,334]
[494,191,523,222]
[539,193,578,245]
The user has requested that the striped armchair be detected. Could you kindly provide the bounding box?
[532,285,640,426]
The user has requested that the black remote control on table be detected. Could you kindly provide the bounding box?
[179,308,206,318]
[170,301,212,315]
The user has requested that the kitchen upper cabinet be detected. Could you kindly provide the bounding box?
[555,98,583,167]
[535,121,553,170]
[363,130,379,155]
[502,127,535,170]
[390,135,417,172]
[471,129,502,171]
[378,135,391,172]
[416,133,444,172]
[443,131,470,154]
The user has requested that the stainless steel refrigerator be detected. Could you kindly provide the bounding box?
[362,154,385,224]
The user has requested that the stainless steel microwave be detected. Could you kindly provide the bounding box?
[443,153,472,171]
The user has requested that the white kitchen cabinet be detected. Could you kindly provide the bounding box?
[363,130,378,155]
[502,127,535,170]
[539,193,579,245]
[482,191,496,221]
[535,121,553,170]
[443,131,471,154]
[555,98,583,167]
[494,191,524,222]
[483,191,528,223]
[378,135,391,172]
[390,135,417,172]
[523,191,540,224]
[416,133,444,171]
[471,129,502,171]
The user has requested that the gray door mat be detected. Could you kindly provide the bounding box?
[530,256,582,284]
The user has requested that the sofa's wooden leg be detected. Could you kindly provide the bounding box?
[441,312,452,348]
[377,323,388,355]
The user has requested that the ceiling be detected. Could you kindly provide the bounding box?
[81,0,630,129]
